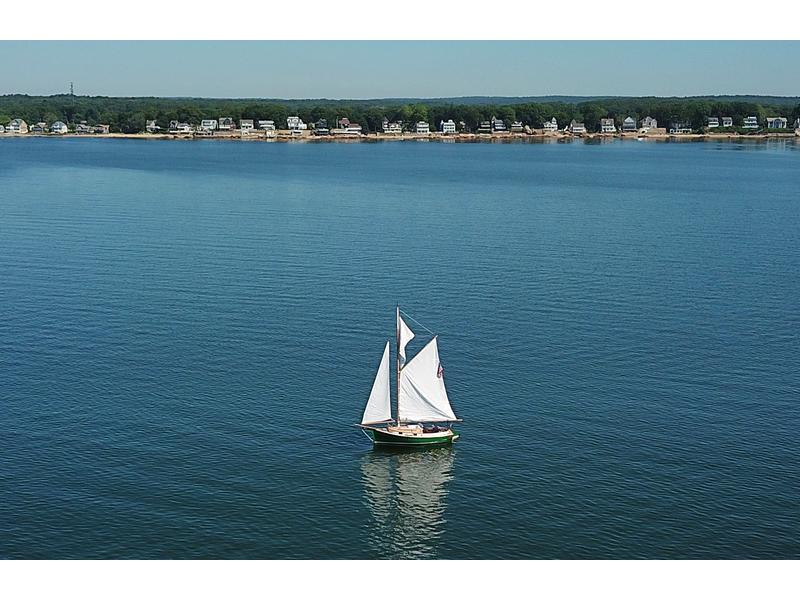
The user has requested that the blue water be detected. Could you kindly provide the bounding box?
[1,137,798,559]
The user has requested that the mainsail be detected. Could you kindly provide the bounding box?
[398,337,457,423]
[361,341,392,424]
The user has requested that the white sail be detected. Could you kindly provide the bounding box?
[362,341,392,424]
[398,337,457,423]
[397,309,415,365]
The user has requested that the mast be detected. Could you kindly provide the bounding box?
[395,306,401,426]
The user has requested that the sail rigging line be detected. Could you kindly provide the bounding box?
[398,310,436,336]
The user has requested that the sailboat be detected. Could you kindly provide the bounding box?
[358,308,460,446]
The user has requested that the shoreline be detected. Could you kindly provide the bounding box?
[2,131,798,143]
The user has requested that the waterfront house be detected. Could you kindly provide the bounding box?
[200,119,218,131]
[383,118,403,134]
[510,121,524,132]
[766,117,788,129]
[440,119,456,134]
[415,121,430,134]
[706,117,720,128]
[218,117,235,131]
[477,120,492,134]
[94,124,110,134]
[794,118,800,130]
[386,121,403,134]
[258,120,276,131]
[75,121,91,134]
[146,120,161,133]
[288,116,303,130]
[492,118,507,133]
[722,116,733,127]
[640,116,658,130]
[543,117,558,132]
[7,118,28,134]
[622,116,637,132]
[332,119,362,135]
[50,121,68,134]
[240,119,254,132]
[168,120,193,134]
[743,116,759,129]
[600,118,616,133]
[312,119,330,135]
[569,120,587,134]
[286,116,307,130]
[669,121,693,134]
[0,125,5,133]
[31,122,47,134]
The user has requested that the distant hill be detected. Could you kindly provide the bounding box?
[3,93,799,107]
[297,95,800,107]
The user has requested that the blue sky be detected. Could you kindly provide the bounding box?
[1,41,798,98]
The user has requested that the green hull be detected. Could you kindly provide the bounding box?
[368,428,459,446]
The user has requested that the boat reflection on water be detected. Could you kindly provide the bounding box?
[360,446,456,558]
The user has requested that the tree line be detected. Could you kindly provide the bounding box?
[1,94,799,133]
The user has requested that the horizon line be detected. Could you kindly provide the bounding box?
[3,93,800,102]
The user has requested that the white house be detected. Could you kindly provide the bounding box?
[383,118,403,134]
[722,116,733,127]
[331,121,362,135]
[145,120,160,133]
[600,118,616,133]
[492,117,507,132]
[200,119,218,131]
[258,120,276,131]
[569,120,587,134]
[240,119,254,132]
[477,121,492,134]
[743,116,759,129]
[543,117,558,132]
[622,116,637,132]
[50,121,69,134]
[794,118,800,130]
[440,119,456,134]
[766,117,788,129]
[287,116,306,130]
[640,116,658,130]
[510,121,524,132]
[218,117,235,131]
[7,119,28,133]
[169,120,193,133]
[669,121,693,134]
[706,117,720,128]
[0,125,4,133]
[415,121,430,134]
